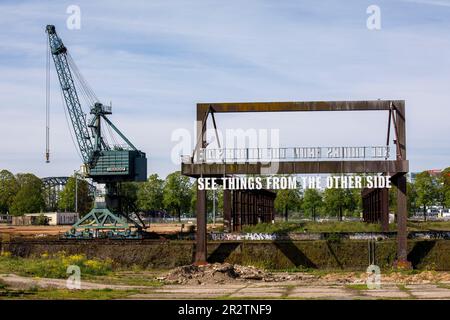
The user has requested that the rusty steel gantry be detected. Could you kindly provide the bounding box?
[362,187,390,232]
[181,100,409,268]
[223,189,276,232]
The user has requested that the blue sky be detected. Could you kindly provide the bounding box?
[0,0,449,178]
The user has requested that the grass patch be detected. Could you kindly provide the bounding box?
[407,221,450,231]
[0,252,113,278]
[91,272,164,287]
[281,285,296,298]
[0,279,7,290]
[346,284,369,291]
[242,221,396,234]
[242,220,450,234]
[29,288,139,300]
[0,252,167,289]
[0,287,140,300]
[397,284,415,299]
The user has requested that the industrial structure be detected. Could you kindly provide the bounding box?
[362,187,390,231]
[182,100,409,268]
[42,176,96,211]
[45,25,147,238]
[12,212,79,226]
[224,189,276,232]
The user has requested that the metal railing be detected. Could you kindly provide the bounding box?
[183,146,390,163]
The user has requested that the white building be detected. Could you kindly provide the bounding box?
[25,212,79,225]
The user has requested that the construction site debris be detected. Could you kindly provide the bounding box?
[162,263,318,284]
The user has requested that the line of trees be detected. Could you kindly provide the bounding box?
[0,169,198,220]
[274,184,361,221]
[1,168,449,221]
[408,168,450,221]
[0,171,45,216]
[275,168,450,221]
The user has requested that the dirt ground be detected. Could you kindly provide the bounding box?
[0,223,221,237]
[2,263,450,300]
[0,225,71,237]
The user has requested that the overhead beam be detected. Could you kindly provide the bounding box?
[197,100,404,120]
[182,160,408,177]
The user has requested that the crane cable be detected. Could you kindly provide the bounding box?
[67,53,98,104]
[105,120,119,148]
[67,54,95,107]
[66,52,122,151]
[45,35,50,163]
[60,86,84,163]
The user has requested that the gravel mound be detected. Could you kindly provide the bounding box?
[161,263,316,284]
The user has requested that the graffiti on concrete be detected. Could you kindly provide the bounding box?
[210,233,277,241]
[349,233,392,240]
[408,231,450,240]
[206,231,450,241]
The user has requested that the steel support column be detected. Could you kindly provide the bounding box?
[194,108,208,265]
[394,174,409,266]
[223,189,231,232]
[393,102,410,268]
[195,187,207,264]
[380,188,389,232]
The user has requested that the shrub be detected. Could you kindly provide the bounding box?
[0,251,11,258]
[0,251,113,278]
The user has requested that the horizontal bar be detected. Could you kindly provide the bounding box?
[198,100,404,117]
[181,160,409,176]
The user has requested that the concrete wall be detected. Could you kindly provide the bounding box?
[1,238,450,271]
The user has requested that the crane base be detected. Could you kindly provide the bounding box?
[63,207,143,239]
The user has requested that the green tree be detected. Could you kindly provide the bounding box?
[274,188,302,221]
[58,176,93,215]
[163,171,192,221]
[435,175,446,209]
[301,189,323,221]
[120,182,139,214]
[0,169,19,214]
[323,187,346,221]
[446,189,450,209]
[415,171,437,221]
[441,167,450,208]
[190,181,198,214]
[34,214,49,225]
[389,185,397,213]
[190,182,223,219]
[407,181,418,215]
[137,174,164,211]
[10,173,45,216]
[441,167,450,189]
[344,188,360,217]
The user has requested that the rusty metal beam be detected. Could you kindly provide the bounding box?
[198,100,403,119]
[393,174,409,267]
[194,187,207,265]
[229,189,276,232]
[182,160,408,177]
[362,187,389,232]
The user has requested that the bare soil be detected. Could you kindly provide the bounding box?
[0,223,220,237]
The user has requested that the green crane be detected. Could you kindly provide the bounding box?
[45,25,147,239]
